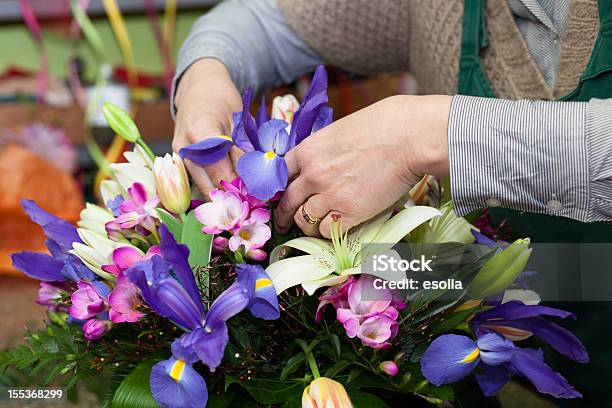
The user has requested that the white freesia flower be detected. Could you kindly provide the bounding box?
[70,228,131,280]
[100,179,125,207]
[124,144,154,168]
[266,206,441,295]
[77,203,114,236]
[153,153,191,214]
[110,162,156,197]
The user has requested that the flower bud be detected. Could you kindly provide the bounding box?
[379,361,399,377]
[153,153,191,214]
[271,94,299,125]
[302,377,352,408]
[246,248,268,262]
[467,238,532,298]
[212,237,229,253]
[82,319,111,340]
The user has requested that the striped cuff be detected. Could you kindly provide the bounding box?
[448,95,590,221]
[586,98,612,221]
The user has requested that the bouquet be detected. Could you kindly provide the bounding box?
[3,66,589,407]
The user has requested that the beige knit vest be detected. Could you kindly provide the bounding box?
[278,0,599,100]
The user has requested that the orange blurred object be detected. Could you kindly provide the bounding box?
[0,144,83,276]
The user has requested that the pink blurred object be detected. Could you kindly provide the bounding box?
[0,122,77,173]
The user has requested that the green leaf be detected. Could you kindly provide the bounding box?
[157,209,183,241]
[431,306,482,334]
[225,376,306,405]
[347,389,390,408]
[181,211,212,268]
[280,353,306,381]
[330,334,341,360]
[102,102,141,143]
[111,361,159,408]
[324,360,351,378]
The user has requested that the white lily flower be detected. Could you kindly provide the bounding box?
[77,203,114,236]
[266,206,441,295]
[70,228,131,280]
[110,162,156,197]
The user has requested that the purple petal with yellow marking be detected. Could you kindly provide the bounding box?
[420,334,480,385]
[236,263,280,320]
[236,151,288,200]
[179,136,233,166]
[150,357,208,408]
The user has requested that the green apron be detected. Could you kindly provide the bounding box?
[457,1,612,404]
[458,0,612,243]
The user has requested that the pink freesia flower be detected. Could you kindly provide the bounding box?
[220,178,266,209]
[37,282,70,312]
[101,245,161,277]
[194,190,249,234]
[112,182,160,232]
[315,276,356,322]
[212,236,229,253]
[82,318,111,340]
[108,275,145,323]
[335,275,405,349]
[69,281,108,320]
[229,208,271,251]
[380,361,399,376]
[246,248,267,261]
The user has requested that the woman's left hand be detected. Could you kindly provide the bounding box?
[274,94,453,238]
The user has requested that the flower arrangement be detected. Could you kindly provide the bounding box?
[2,66,588,407]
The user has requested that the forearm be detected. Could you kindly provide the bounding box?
[172,0,323,113]
[449,96,612,222]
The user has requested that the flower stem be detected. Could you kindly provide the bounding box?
[136,138,156,162]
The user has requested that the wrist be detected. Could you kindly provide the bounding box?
[399,95,451,179]
[175,58,239,114]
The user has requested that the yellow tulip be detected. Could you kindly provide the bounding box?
[302,377,353,408]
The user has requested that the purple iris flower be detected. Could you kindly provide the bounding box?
[126,225,279,408]
[470,300,589,363]
[421,305,586,398]
[179,65,332,200]
[11,199,95,282]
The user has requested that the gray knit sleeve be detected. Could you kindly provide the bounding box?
[172,0,323,114]
[277,0,411,75]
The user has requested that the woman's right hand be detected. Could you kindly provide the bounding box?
[173,58,243,198]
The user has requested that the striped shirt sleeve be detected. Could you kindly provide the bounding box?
[448,95,612,222]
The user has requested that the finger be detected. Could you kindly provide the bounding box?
[205,156,238,188]
[275,177,312,234]
[294,195,331,237]
[318,211,360,239]
[229,146,244,168]
[184,159,215,200]
[283,149,300,181]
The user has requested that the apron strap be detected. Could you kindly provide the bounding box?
[460,0,488,57]
[598,0,612,26]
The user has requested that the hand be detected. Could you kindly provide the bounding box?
[173,59,243,198]
[274,95,452,238]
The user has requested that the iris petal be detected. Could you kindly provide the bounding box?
[150,357,208,408]
[420,334,480,385]
[476,332,515,366]
[509,348,581,398]
[236,264,280,320]
[11,252,65,281]
[257,119,289,153]
[236,151,288,200]
[179,137,233,166]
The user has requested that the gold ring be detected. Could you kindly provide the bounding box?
[302,206,320,225]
